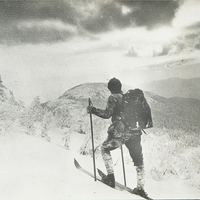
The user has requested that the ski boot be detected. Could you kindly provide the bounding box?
[102,173,115,188]
[132,188,151,199]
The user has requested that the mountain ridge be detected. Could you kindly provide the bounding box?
[42,82,200,135]
[138,77,200,100]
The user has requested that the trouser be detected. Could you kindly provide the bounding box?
[101,127,145,189]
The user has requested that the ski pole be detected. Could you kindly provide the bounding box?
[120,145,127,186]
[142,129,147,134]
[89,98,97,181]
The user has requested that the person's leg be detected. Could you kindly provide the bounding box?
[125,133,143,167]
[125,133,148,197]
[102,121,125,174]
[101,135,123,175]
[101,121,125,187]
[135,164,145,190]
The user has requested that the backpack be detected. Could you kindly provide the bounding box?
[121,89,153,130]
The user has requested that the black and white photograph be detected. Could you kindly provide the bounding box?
[1,0,200,199]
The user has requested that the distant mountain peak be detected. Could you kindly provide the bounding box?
[44,81,200,136]
[59,82,109,100]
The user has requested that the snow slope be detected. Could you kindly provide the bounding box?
[0,128,200,200]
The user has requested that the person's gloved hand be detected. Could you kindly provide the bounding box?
[87,105,96,114]
[87,105,93,113]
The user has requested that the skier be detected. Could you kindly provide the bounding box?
[87,78,149,198]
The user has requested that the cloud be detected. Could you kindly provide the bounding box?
[0,0,181,45]
[0,1,81,44]
[80,1,180,33]
[0,1,77,24]
[0,21,79,45]
[119,1,180,29]
[172,0,200,28]
[184,22,200,32]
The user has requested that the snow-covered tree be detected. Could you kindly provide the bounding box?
[62,129,71,150]
[40,110,53,142]
[20,96,44,135]
[0,103,19,134]
[53,106,71,128]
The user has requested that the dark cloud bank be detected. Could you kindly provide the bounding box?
[0,0,181,45]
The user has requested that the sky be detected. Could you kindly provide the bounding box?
[1,0,200,105]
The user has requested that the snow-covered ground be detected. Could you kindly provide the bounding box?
[0,127,200,200]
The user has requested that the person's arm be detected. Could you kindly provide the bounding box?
[91,95,117,119]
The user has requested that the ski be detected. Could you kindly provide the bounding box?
[74,159,120,188]
[97,168,153,200]
[74,159,123,192]
[74,158,102,182]
[74,159,152,199]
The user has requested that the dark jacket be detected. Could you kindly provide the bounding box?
[92,93,123,123]
[92,93,142,137]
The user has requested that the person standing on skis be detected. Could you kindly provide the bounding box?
[87,77,149,199]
